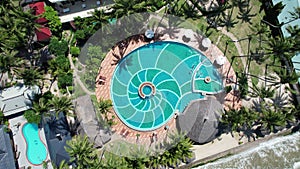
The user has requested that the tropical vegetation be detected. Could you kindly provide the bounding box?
[1,0,300,168]
[63,131,193,169]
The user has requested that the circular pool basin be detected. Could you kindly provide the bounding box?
[111,41,223,131]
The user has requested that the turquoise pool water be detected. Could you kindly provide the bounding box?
[111,41,223,131]
[22,123,47,165]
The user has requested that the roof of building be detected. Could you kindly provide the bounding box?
[0,85,40,117]
[29,2,45,15]
[35,27,52,42]
[44,113,72,167]
[177,96,224,144]
[29,2,48,23]
[272,0,300,38]
[0,125,16,169]
[75,95,111,148]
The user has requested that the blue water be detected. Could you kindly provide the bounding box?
[111,41,223,131]
[22,123,47,165]
[142,85,152,95]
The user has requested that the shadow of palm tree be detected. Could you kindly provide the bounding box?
[219,8,238,31]
[193,25,213,50]
[237,6,256,24]
[159,14,183,39]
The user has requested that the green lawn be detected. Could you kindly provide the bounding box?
[229,0,270,79]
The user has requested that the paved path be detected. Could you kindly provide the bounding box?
[220,28,246,67]
[67,34,95,96]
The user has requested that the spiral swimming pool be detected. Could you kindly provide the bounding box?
[111,41,223,131]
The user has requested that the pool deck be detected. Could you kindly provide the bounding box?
[95,28,241,147]
[9,116,53,169]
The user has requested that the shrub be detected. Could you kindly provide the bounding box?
[67,86,74,94]
[49,37,68,56]
[70,46,80,56]
[24,110,41,124]
[58,72,73,89]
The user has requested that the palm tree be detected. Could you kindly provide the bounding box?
[176,0,201,19]
[49,96,73,117]
[15,67,43,88]
[274,68,299,85]
[250,22,270,49]
[220,108,243,133]
[89,9,110,31]
[237,72,249,98]
[160,131,193,167]
[259,102,286,133]
[125,146,149,169]
[101,152,128,169]
[249,83,275,101]
[0,2,38,52]
[239,107,258,128]
[267,36,293,63]
[237,107,259,141]
[97,98,112,121]
[32,98,49,116]
[111,0,147,19]
[0,49,22,82]
[24,109,41,124]
[53,160,69,169]
[65,135,99,169]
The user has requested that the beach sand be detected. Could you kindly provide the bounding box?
[192,133,242,160]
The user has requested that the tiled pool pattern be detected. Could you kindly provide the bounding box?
[111,41,223,131]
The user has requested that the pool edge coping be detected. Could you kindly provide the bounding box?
[21,123,50,166]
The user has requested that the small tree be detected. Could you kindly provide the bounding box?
[70,46,80,57]
[43,6,62,35]
[24,110,41,124]
[57,72,73,90]
[48,38,68,56]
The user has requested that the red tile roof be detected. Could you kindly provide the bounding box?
[29,2,47,23]
[29,2,45,15]
[35,27,52,41]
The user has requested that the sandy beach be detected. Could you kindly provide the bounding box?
[180,127,298,168]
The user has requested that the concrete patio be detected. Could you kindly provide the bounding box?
[9,116,53,169]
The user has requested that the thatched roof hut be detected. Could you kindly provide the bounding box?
[177,96,224,144]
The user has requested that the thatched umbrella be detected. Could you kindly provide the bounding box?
[177,96,224,144]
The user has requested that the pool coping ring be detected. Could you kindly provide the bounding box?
[138,82,156,99]
[204,76,212,83]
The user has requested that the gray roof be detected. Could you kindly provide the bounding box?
[0,85,40,116]
[0,125,16,169]
[177,96,224,144]
[48,134,71,167]
[44,113,72,167]
[75,95,111,148]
